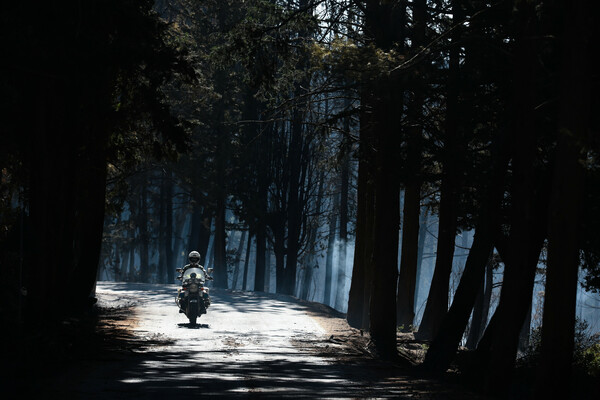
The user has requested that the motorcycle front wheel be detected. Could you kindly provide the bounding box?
[187,301,198,325]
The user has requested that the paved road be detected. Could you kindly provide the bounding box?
[74,281,352,399]
[59,281,482,399]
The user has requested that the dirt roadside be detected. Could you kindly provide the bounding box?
[293,299,488,400]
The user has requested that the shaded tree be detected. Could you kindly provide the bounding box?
[2,0,191,325]
[534,1,593,397]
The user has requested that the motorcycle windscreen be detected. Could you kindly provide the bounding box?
[183,267,206,281]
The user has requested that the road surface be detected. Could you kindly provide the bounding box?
[52,281,482,399]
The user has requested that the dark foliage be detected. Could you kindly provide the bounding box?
[0,0,193,327]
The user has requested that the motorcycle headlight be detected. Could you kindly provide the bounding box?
[189,283,199,293]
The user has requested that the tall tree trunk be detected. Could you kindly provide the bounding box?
[416,0,461,341]
[158,172,167,283]
[232,230,247,290]
[69,124,109,312]
[139,182,150,283]
[127,235,136,281]
[27,79,76,323]
[416,178,458,341]
[284,108,304,296]
[476,181,550,395]
[172,199,188,274]
[165,172,174,283]
[113,244,121,282]
[301,170,325,301]
[265,243,273,292]
[369,76,401,356]
[299,255,315,301]
[347,102,374,328]
[397,183,421,331]
[534,2,590,397]
[334,149,350,310]
[213,189,228,288]
[478,222,547,395]
[422,130,509,373]
[242,233,252,291]
[422,213,498,371]
[158,170,174,284]
[361,173,376,331]
[283,0,312,296]
[414,208,429,311]
[254,223,267,293]
[273,217,286,294]
[477,3,549,394]
[253,118,269,291]
[118,240,128,281]
[396,0,425,333]
[466,253,493,350]
[240,79,263,291]
[362,0,406,356]
[324,208,337,306]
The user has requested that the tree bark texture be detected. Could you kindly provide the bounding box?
[213,160,228,289]
[253,119,269,292]
[163,171,174,283]
[397,183,420,330]
[68,121,109,313]
[283,107,304,296]
[324,208,337,306]
[337,96,352,302]
[413,208,429,309]
[301,170,325,301]
[242,234,252,291]
[422,133,509,373]
[232,230,247,289]
[139,183,150,283]
[334,150,350,310]
[363,0,406,356]
[254,185,268,292]
[479,3,550,394]
[347,95,375,329]
[416,0,462,341]
[369,77,401,356]
[159,175,167,283]
[396,0,425,332]
[466,254,493,350]
[534,1,591,397]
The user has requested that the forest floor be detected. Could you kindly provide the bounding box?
[1,282,494,399]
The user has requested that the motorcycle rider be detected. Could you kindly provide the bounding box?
[177,250,212,313]
[180,250,207,276]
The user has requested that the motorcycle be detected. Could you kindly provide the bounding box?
[175,266,212,325]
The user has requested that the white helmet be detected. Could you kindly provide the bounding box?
[188,251,201,265]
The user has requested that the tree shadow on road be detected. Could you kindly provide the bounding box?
[8,312,484,400]
[40,345,484,400]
